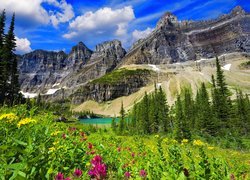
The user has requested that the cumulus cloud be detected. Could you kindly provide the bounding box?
[45,0,75,27]
[132,27,154,42]
[15,36,32,54]
[63,6,135,39]
[0,0,74,27]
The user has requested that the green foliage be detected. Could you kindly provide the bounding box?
[0,12,21,106]
[91,68,151,85]
[1,106,250,179]
[127,85,170,135]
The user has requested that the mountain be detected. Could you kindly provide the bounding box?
[18,6,250,104]
[18,40,126,97]
[122,6,250,65]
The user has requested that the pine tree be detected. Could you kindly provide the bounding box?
[142,92,150,133]
[157,86,169,132]
[119,102,125,134]
[1,13,20,106]
[214,57,231,130]
[183,88,194,131]
[197,83,217,136]
[111,118,117,132]
[0,10,6,104]
[236,90,250,136]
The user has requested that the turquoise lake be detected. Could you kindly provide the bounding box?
[79,118,119,124]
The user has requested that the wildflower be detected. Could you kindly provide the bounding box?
[53,141,59,146]
[208,146,215,150]
[48,147,56,152]
[172,140,178,144]
[163,138,168,143]
[193,140,205,146]
[182,139,189,143]
[131,152,135,158]
[80,132,85,137]
[62,133,66,139]
[51,131,61,136]
[91,155,102,165]
[154,135,159,138]
[117,147,121,152]
[124,171,131,178]
[139,170,147,178]
[17,118,36,128]
[230,174,235,180]
[68,127,77,131]
[64,178,71,180]
[73,169,82,177]
[0,113,18,123]
[88,143,93,149]
[55,172,64,180]
[89,155,107,179]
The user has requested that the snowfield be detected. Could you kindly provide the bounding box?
[222,64,232,71]
[45,89,59,95]
[20,91,38,98]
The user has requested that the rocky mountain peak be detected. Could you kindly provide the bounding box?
[230,6,246,16]
[94,40,126,60]
[156,12,178,29]
[67,42,93,65]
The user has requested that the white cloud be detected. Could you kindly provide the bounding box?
[132,27,154,42]
[63,6,135,39]
[0,0,74,27]
[45,0,75,27]
[15,36,32,54]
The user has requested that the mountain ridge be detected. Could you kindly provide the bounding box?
[18,6,250,103]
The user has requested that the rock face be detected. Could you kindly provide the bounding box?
[18,40,126,95]
[122,6,250,65]
[72,69,152,104]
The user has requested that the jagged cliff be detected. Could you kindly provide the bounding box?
[122,6,250,65]
[71,69,153,104]
[18,40,126,96]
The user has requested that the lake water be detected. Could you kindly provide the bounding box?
[79,117,119,125]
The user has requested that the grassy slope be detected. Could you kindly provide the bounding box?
[73,53,250,116]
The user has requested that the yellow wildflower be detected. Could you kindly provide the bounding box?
[51,131,61,136]
[48,147,56,152]
[172,140,178,144]
[0,113,18,123]
[154,135,159,138]
[193,140,205,146]
[163,138,168,143]
[208,146,215,150]
[17,118,37,128]
[182,139,189,144]
[53,141,59,146]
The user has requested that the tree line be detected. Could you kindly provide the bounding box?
[0,10,21,106]
[114,57,250,143]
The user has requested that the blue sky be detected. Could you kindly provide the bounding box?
[0,0,249,54]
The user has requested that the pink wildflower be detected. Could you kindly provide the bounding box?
[55,172,64,180]
[73,169,82,177]
[139,170,147,178]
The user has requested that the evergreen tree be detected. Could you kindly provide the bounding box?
[119,102,126,134]
[214,57,231,130]
[183,88,194,130]
[111,118,117,132]
[236,90,250,136]
[157,86,169,132]
[1,13,20,106]
[142,92,150,133]
[196,83,217,136]
[0,10,6,104]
